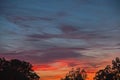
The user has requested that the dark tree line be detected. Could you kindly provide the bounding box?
[61,67,87,80]
[0,57,40,80]
[94,57,120,80]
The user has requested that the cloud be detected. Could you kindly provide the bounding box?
[0,47,92,64]
[59,24,78,33]
[28,34,55,39]
[6,16,55,22]
[25,49,82,64]
[33,64,58,71]
[27,30,104,40]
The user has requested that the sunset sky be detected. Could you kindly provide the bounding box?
[0,0,120,80]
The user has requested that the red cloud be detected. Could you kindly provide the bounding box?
[32,65,58,71]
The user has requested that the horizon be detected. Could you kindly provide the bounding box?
[0,0,120,80]
[0,57,118,80]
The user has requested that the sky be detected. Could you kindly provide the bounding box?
[0,0,120,80]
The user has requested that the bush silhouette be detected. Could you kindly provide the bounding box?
[94,57,120,80]
[61,67,87,80]
[0,57,40,80]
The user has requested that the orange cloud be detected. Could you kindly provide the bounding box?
[32,65,58,71]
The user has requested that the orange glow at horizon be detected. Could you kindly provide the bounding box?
[34,69,96,80]
[32,64,108,80]
[32,57,113,80]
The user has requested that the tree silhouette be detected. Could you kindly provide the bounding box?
[94,57,120,80]
[61,67,87,80]
[0,57,40,80]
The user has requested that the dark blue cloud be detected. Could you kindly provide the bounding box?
[0,0,120,67]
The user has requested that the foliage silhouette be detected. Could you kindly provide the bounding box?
[0,57,40,80]
[61,67,87,80]
[94,57,120,80]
